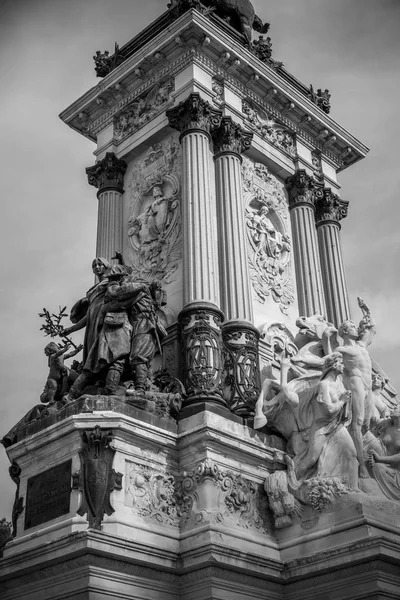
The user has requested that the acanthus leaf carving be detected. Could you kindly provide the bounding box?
[315,188,349,225]
[166,92,222,137]
[212,116,253,155]
[86,152,127,193]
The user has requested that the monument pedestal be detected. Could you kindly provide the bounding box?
[1,402,400,599]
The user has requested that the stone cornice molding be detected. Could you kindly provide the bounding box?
[212,116,253,158]
[166,92,222,139]
[285,170,316,210]
[315,188,349,227]
[59,11,368,172]
[86,152,127,195]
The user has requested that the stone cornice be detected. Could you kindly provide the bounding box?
[166,92,222,138]
[212,116,253,157]
[86,152,127,193]
[315,188,349,226]
[59,10,369,172]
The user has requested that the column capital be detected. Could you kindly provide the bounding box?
[212,116,253,158]
[315,188,349,226]
[86,152,127,194]
[166,92,222,139]
[285,170,317,210]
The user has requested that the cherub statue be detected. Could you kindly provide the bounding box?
[40,341,82,404]
[325,297,376,478]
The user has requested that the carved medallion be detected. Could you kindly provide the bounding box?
[114,78,175,142]
[242,159,295,314]
[73,426,123,530]
[127,137,182,283]
[242,99,296,157]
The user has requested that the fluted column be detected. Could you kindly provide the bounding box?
[167,93,222,306]
[286,171,326,316]
[86,152,127,261]
[212,116,254,321]
[315,189,350,326]
[167,94,226,409]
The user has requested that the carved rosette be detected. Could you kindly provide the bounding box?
[222,321,261,417]
[166,93,222,139]
[72,425,123,530]
[315,189,349,227]
[86,152,127,194]
[285,170,316,209]
[178,302,225,407]
[212,116,253,158]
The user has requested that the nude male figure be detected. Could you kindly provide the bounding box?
[325,297,376,479]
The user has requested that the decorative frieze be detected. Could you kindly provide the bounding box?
[315,188,349,226]
[242,99,296,157]
[86,152,127,194]
[243,159,295,314]
[114,79,174,141]
[72,426,123,530]
[222,321,260,417]
[212,116,253,156]
[127,137,182,283]
[179,302,225,407]
[166,92,222,138]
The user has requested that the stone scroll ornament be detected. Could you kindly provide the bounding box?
[127,138,182,284]
[73,426,123,530]
[222,321,261,417]
[178,303,225,407]
[242,159,295,314]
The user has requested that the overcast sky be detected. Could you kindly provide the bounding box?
[0,0,399,519]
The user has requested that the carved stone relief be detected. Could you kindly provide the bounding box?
[114,78,175,141]
[260,322,298,365]
[242,159,295,314]
[125,462,180,527]
[212,77,224,107]
[127,137,182,283]
[242,99,296,157]
[178,459,270,533]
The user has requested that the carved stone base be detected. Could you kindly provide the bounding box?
[2,405,400,599]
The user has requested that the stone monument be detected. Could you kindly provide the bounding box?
[1,2,400,599]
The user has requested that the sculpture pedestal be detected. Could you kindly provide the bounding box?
[1,399,400,599]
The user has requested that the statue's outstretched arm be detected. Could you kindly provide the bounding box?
[357,297,376,347]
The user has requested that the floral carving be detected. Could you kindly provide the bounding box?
[242,99,296,157]
[125,463,181,526]
[114,79,175,141]
[243,159,295,314]
[166,92,222,137]
[127,138,182,283]
[260,322,298,365]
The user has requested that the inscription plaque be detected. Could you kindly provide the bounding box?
[25,460,72,529]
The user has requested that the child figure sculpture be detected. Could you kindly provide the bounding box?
[41,341,82,405]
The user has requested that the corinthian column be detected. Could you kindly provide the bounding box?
[86,152,127,261]
[167,94,226,409]
[166,93,222,306]
[286,171,326,316]
[212,116,254,321]
[315,189,350,326]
